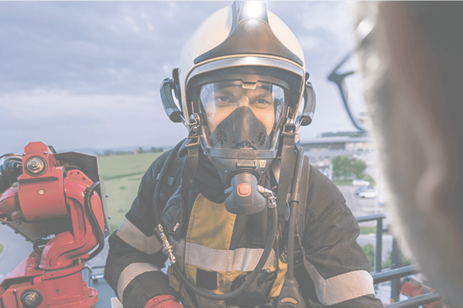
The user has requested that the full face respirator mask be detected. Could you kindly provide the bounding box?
[193,78,288,215]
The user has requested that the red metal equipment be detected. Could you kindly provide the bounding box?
[0,142,106,308]
[400,275,443,308]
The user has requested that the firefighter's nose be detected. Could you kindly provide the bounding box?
[238,96,250,107]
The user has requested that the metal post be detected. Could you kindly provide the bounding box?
[391,237,402,303]
[83,264,93,287]
[375,217,383,273]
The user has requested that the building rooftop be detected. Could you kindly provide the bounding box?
[301,136,371,145]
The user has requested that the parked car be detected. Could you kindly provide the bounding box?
[358,188,377,199]
[355,185,374,195]
[352,179,370,186]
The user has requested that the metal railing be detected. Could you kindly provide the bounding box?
[356,213,443,307]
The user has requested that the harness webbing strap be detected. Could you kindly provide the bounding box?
[181,134,200,191]
[276,123,298,221]
[296,155,310,241]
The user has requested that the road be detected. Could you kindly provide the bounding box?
[338,185,383,219]
[338,186,393,260]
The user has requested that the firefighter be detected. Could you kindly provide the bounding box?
[105,2,383,307]
[352,2,463,307]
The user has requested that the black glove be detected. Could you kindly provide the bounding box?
[226,269,277,308]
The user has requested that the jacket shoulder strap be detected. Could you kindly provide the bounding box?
[296,155,310,240]
[156,140,185,207]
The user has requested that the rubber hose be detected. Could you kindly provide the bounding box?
[85,181,104,260]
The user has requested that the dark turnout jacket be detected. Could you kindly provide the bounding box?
[104,144,383,308]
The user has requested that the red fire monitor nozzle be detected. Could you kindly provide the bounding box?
[0,141,107,308]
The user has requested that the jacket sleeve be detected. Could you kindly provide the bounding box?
[104,151,180,308]
[297,166,383,308]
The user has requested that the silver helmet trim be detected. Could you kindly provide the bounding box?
[186,56,304,86]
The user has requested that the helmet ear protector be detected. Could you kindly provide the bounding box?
[300,72,316,126]
[160,68,184,124]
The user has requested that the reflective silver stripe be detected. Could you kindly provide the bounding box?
[116,217,162,254]
[185,242,276,272]
[307,262,375,306]
[117,262,160,303]
[187,56,304,85]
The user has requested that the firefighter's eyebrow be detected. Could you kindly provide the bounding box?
[217,88,239,99]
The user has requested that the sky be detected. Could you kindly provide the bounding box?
[0,1,361,154]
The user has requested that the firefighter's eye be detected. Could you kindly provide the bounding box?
[216,96,236,106]
[252,98,272,109]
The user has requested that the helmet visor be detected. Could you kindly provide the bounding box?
[198,81,286,150]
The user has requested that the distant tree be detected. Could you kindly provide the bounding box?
[332,156,367,179]
[383,250,412,269]
[137,146,144,154]
[332,156,351,179]
[150,147,163,153]
[332,156,342,179]
[352,159,367,179]
[361,243,375,272]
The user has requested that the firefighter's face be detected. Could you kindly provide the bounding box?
[203,85,276,135]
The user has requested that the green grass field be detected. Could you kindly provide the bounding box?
[0,242,3,254]
[98,152,162,233]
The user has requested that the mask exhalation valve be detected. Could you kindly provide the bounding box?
[224,172,266,215]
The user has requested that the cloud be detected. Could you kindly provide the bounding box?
[0,2,225,96]
[298,35,321,51]
[0,90,187,152]
[299,2,353,39]
[0,2,360,152]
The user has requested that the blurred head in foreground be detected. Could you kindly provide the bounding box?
[353,2,463,306]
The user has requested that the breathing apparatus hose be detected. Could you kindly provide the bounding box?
[84,181,105,261]
[172,205,278,300]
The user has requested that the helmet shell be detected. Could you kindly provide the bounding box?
[178,2,306,123]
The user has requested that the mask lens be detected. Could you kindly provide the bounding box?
[199,81,285,150]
